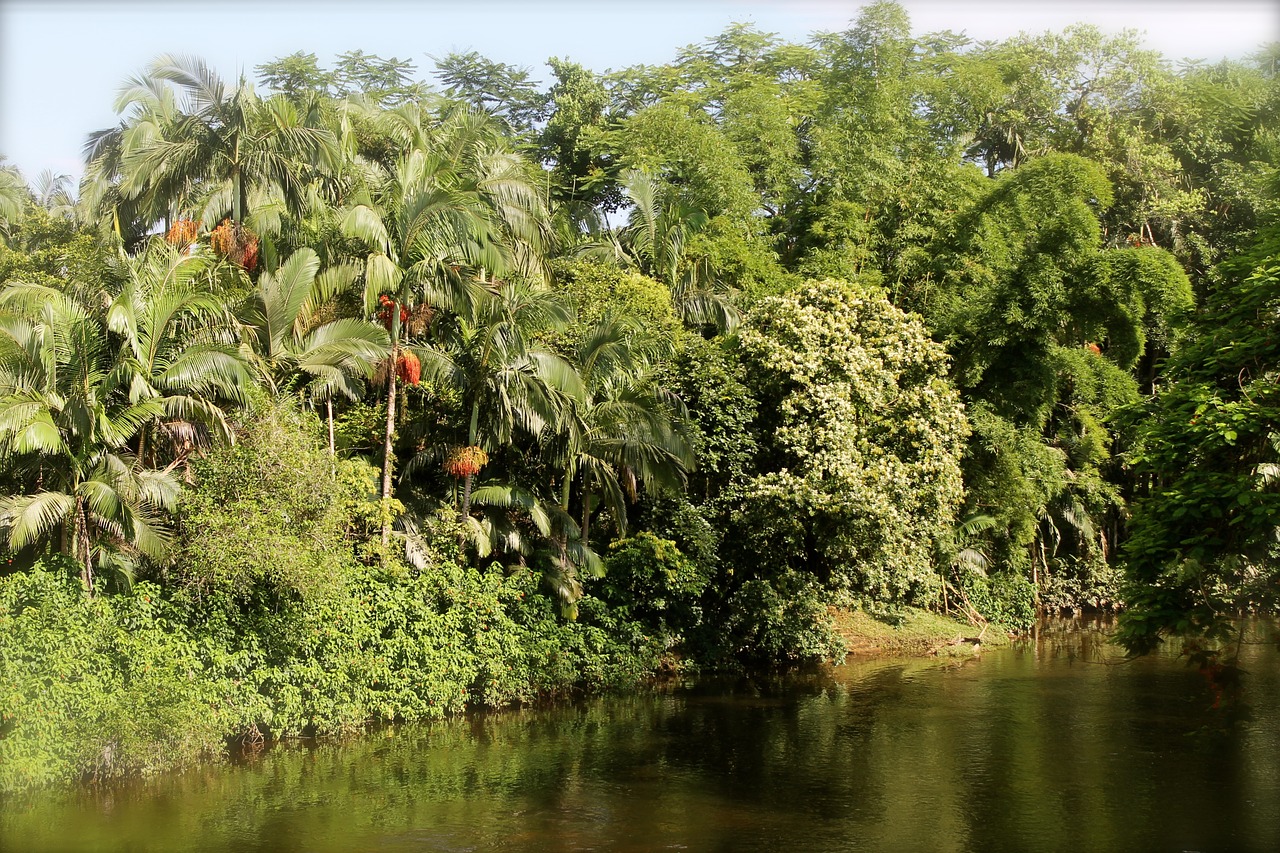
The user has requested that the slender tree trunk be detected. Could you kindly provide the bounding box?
[461,472,474,520]
[459,401,481,521]
[381,347,399,547]
[560,467,573,511]
[75,496,93,595]
[326,397,337,479]
[327,397,335,458]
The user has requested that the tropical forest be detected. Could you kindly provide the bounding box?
[1,5,1278,844]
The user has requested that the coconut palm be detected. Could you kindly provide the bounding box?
[0,285,178,592]
[31,170,76,219]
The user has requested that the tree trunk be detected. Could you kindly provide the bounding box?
[232,159,245,226]
[327,397,335,458]
[459,401,482,523]
[380,347,399,547]
[75,496,93,595]
[461,471,474,520]
[326,397,336,477]
[579,472,591,543]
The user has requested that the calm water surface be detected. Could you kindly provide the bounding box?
[3,618,1279,853]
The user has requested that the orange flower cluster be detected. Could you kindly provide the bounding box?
[166,218,199,246]
[444,445,488,478]
[210,219,260,271]
[377,294,410,330]
[396,350,421,386]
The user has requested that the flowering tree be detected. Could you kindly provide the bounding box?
[728,277,968,605]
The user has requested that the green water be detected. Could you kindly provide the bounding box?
[3,619,1279,852]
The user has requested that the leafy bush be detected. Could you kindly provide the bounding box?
[0,561,241,791]
[714,571,846,665]
[600,531,712,641]
[174,397,357,604]
[1040,555,1121,613]
[731,277,968,606]
[184,555,664,739]
[958,570,1037,631]
[549,258,682,351]
[0,553,665,793]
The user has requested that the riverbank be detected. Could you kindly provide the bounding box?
[1,562,1011,795]
[14,619,1267,853]
[831,607,1012,659]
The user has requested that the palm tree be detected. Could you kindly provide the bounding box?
[81,72,183,246]
[551,314,693,541]
[434,279,584,520]
[239,248,387,398]
[237,247,391,456]
[32,170,76,219]
[618,169,740,333]
[339,107,550,543]
[0,284,178,592]
[105,241,253,464]
[0,161,27,245]
[108,54,337,232]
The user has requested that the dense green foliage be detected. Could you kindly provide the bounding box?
[1117,232,1280,655]
[2,2,1277,789]
[1,403,662,791]
[731,278,967,605]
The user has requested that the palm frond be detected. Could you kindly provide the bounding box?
[0,491,75,550]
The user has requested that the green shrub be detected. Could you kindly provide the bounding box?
[0,561,241,792]
[1040,555,1121,613]
[1,552,666,793]
[713,571,846,665]
[600,531,712,641]
[732,278,969,607]
[173,397,357,604]
[959,570,1037,631]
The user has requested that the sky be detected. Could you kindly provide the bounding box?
[1,0,1277,188]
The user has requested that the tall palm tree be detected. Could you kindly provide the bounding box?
[434,279,584,520]
[105,241,252,463]
[339,108,550,543]
[0,285,178,591]
[31,171,76,219]
[0,161,27,245]
[466,314,692,616]
[238,248,388,401]
[552,314,693,541]
[108,54,337,231]
[81,73,184,246]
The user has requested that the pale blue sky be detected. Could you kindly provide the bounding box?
[2,0,1276,188]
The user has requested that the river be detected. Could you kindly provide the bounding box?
[3,618,1278,852]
